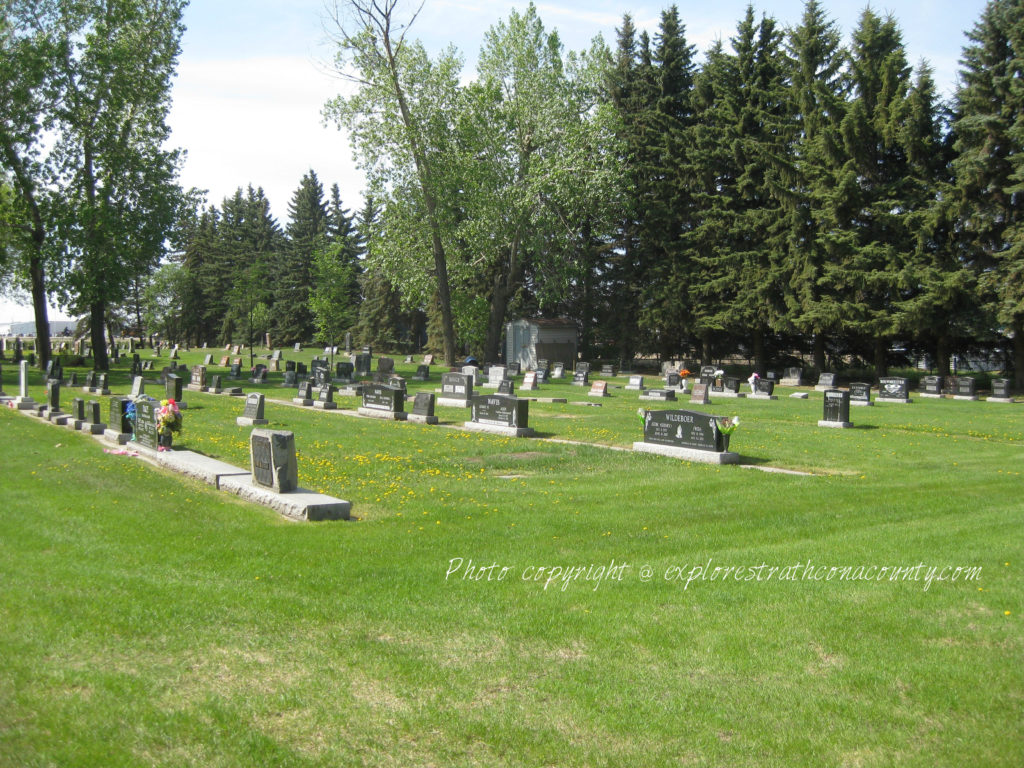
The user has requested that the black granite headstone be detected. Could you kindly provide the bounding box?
[878,377,909,399]
[471,395,529,429]
[642,409,724,452]
[849,382,872,402]
[362,383,404,413]
[822,389,851,423]
[412,392,436,418]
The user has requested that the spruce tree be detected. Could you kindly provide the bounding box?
[952,0,1024,386]
[276,170,327,346]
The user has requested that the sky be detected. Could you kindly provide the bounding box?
[1,0,990,324]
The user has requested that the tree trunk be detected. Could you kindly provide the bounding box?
[483,237,526,365]
[936,333,951,376]
[29,255,51,371]
[813,333,825,373]
[753,326,767,376]
[701,332,713,367]
[1014,319,1024,391]
[874,336,888,380]
[90,302,109,370]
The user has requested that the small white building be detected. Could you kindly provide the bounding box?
[504,318,577,372]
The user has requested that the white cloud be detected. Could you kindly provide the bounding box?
[169,56,365,223]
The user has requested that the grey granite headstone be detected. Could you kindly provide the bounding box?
[134,399,158,448]
[408,391,438,424]
[237,392,269,426]
[250,429,298,492]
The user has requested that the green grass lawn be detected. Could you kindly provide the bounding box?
[1,350,1022,767]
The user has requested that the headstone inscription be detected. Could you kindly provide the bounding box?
[588,380,608,398]
[237,392,268,426]
[498,379,516,396]
[105,397,132,443]
[626,375,645,391]
[411,364,430,382]
[601,364,615,377]
[572,369,589,386]
[439,372,474,406]
[781,366,804,386]
[720,376,744,398]
[359,383,406,420]
[849,382,873,406]
[819,389,852,428]
[467,395,533,437]
[189,365,207,391]
[990,378,1014,402]
[521,371,538,391]
[635,409,737,464]
[134,399,158,449]
[877,377,911,403]
[690,382,709,404]
[953,376,978,400]
[699,366,716,385]
[919,375,944,397]
[408,392,438,425]
[250,429,298,493]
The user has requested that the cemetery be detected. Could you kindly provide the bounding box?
[2,337,1023,767]
[3,0,1023,762]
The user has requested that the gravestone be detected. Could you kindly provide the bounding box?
[69,397,86,427]
[249,365,267,384]
[639,388,677,401]
[600,364,615,377]
[314,384,337,410]
[362,345,372,356]
[237,392,268,426]
[14,360,37,410]
[572,369,589,386]
[250,429,298,493]
[750,378,777,400]
[228,363,242,380]
[387,375,407,395]
[83,370,96,391]
[989,378,1014,402]
[815,372,838,391]
[849,382,873,406]
[165,374,185,407]
[551,362,565,379]
[93,372,109,395]
[377,357,395,376]
[411,364,430,382]
[203,354,213,366]
[134,399,158,449]
[953,376,978,400]
[294,343,302,352]
[633,408,738,464]
[690,382,709,404]
[233,345,241,355]
[626,375,645,391]
[65,371,78,387]
[699,366,717,385]
[487,366,507,388]
[208,374,223,394]
[283,370,297,387]
[919,375,944,398]
[311,360,329,387]
[576,362,591,375]
[506,362,521,377]
[285,360,296,373]
[466,395,533,437]
[665,372,682,390]
[293,381,314,406]
[354,353,372,378]
[422,353,434,366]
[344,332,352,354]
[720,376,744,398]
[130,376,145,399]
[359,383,406,420]
[45,378,62,413]
[105,397,132,443]
[408,392,438,425]
[189,365,207,392]
[498,378,516,396]
[271,349,281,362]
[84,399,106,434]
[335,361,355,382]
[520,371,538,391]
[588,380,608,398]
[142,360,154,371]
[219,356,230,367]
[819,389,853,428]
[439,372,474,406]
[780,367,804,386]
[877,377,912,403]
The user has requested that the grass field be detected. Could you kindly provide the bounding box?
[1,350,1022,767]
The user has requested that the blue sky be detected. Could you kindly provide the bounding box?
[1,0,989,322]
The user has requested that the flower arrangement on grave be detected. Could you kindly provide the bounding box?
[678,369,691,377]
[716,416,739,450]
[157,399,182,449]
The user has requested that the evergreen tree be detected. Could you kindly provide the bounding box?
[276,170,327,346]
[310,186,362,348]
[786,0,849,371]
[952,0,1024,386]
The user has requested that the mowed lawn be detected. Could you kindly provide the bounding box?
[1,355,1022,767]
